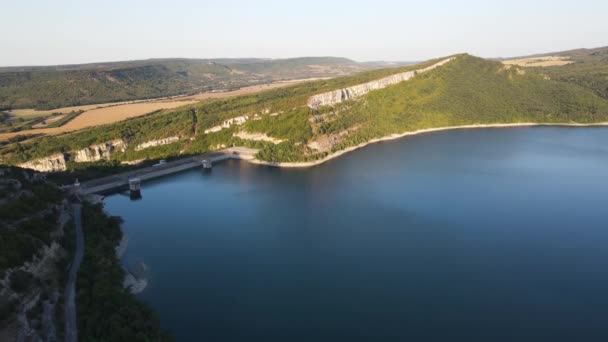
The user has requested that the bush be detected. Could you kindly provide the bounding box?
[0,294,16,322]
[10,270,34,293]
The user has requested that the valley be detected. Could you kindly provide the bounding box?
[2,44,608,342]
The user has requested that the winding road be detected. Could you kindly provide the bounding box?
[64,200,84,342]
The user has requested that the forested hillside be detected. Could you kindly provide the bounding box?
[0,167,170,340]
[499,46,608,100]
[3,54,608,172]
[0,57,369,110]
[528,47,608,100]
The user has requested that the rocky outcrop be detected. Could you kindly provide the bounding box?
[123,261,148,294]
[121,159,145,165]
[18,154,67,172]
[204,115,249,133]
[135,136,180,151]
[307,129,351,153]
[234,131,284,144]
[18,139,127,172]
[73,139,126,163]
[307,57,456,109]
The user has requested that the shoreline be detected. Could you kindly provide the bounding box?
[114,229,148,294]
[103,121,608,293]
[245,122,608,168]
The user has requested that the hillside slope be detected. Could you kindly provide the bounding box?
[0,57,369,110]
[3,54,608,172]
[0,167,170,340]
[500,46,608,100]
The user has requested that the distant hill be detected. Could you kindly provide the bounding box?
[0,57,371,110]
[496,46,608,60]
[498,46,608,100]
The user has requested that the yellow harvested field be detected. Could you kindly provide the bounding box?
[0,77,326,141]
[61,100,197,128]
[502,56,574,67]
[0,100,196,140]
[6,94,196,117]
[8,101,136,117]
[186,78,328,101]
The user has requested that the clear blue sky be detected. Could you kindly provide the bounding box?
[2,0,607,66]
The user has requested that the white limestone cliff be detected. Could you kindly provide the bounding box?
[17,139,127,172]
[204,115,249,133]
[73,139,127,162]
[135,136,180,151]
[234,131,284,144]
[307,57,456,109]
[18,154,67,172]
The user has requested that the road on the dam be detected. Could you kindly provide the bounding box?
[76,148,258,195]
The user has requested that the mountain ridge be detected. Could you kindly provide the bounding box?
[4,52,608,174]
[0,57,374,110]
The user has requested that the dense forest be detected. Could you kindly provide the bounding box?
[76,203,171,341]
[0,167,171,340]
[527,47,608,100]
[0,170,63,273]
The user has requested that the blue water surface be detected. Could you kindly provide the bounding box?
[105,127,608,341]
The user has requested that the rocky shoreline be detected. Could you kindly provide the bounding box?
[115,233,148,295]
[246,122,608,168]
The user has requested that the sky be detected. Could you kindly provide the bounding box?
[1,0,607,66]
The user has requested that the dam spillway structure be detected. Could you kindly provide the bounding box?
[129,177,142,200]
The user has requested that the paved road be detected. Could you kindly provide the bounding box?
[64,202,84,342]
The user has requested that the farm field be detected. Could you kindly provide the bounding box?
[0,99,196,140]
[0,77,322,141]
[502,56,574,67]
[7,102,131,117]
[186,77,328,100]
[31,114,67,128]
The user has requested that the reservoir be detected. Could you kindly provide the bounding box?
[104,127,608,341]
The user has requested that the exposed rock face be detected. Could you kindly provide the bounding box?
[307,57,456,109]
[204,115,249,133]
[121,159,145,165]
[307,129,351,153]
[73,139,126,162]
[135,136,180,151]
[23,242,64,279]
[18,154,67,172]
[18,140,128,171]
[234,131,284,144]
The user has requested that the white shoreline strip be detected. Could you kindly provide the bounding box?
[244,122,608,168]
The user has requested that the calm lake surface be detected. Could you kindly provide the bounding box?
[105,127,608,341]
